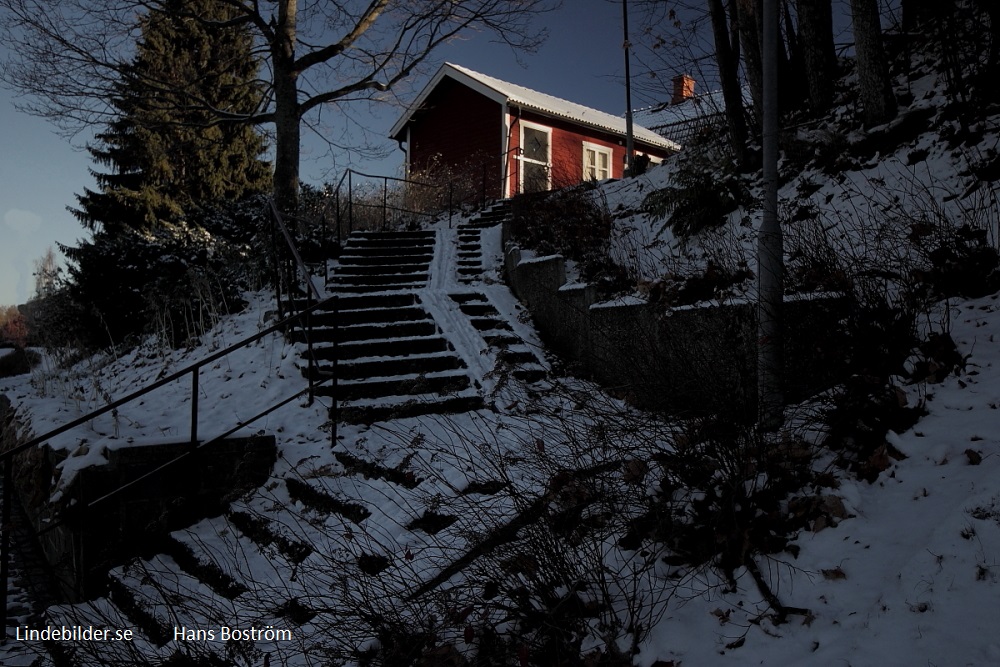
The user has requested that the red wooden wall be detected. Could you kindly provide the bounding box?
[505,110,673,196]
[406,78,505,201]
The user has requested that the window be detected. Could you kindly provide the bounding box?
[583,143,611,181]
[519,122,551,193]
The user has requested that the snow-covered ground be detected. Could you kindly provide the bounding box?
[4,258,1000,666]
[3,65,1000,666]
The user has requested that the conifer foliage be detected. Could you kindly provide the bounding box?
[62,0,270,346]
[73,0,269,233]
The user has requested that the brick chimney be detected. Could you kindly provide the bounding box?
[671,74,695,105]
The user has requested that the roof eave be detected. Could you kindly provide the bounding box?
[510,101,680,152]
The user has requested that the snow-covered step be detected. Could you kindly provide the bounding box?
[336,391,485,424]
[292,320,438,343]
[469,316,513,332]
[312,305,429,327]
[312,351,466,381]
[284,478,372,523]
[338,252,434,266]
[331,271,429,286]
[341,240,434,253]
[317,334,454,360]
[317,368,473,402]
[331,282,428,293]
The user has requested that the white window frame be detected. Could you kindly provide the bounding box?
[582,141,612,182]
[519,120,552,192]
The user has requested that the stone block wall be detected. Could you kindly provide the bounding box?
[503,238,849,416]
[0,401,276,602]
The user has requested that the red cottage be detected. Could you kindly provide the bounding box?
[389,63,680,201]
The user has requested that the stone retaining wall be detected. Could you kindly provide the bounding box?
[1,395,275,601]
[503,238,848,416]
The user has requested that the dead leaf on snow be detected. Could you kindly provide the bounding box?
[725,637,746,650]
[821,495,848,519]
[711,608,732,624]
[623,458,649,484]
[966,448,983,465]
[868,444,891,473]
[822,566,847,580]
[894,386,908,407]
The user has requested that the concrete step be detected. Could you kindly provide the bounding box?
[106,570,173,647]
[333,262,430,276]
[284,478,371,524]
[470,317,512,332]
[497,349,538,365]
[336,393,485,425]
[319,370,472,402]
[334,451,423,489]
[291,293,418,312]
[332,283,427,293]
[292,320,438,344]
[457,303,496,317]
[448,292,487,304]
[227,510,313,564]
[343,239,434,252]
[313,335,453,361]
[338,252,434,265]
[483,333,520,347]
[348,230,435,240]
[310,305,429,327]
[332,271,429,286]
[311,353,465,381]
[513,367,548,383]
[160,536,248,600]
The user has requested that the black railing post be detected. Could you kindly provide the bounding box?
[335,187,342,245]
[347,171,354,234]
[270,212,284,321]
[482,163,487,208]
[321,211,329,285]
[382,177,388,231]
[1,459,10,644]
[449,181,454,228]
[190,368,199,445]
[331,295,339,447]
[306,305,315,406]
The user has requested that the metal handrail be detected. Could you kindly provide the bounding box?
[0,294,336,630]
[324,151,518,247]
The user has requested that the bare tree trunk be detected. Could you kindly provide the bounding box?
[973,0,1000,79]
[758,0,783,430]
[737,0,765,129]
[709,0,750,163]
[796,0,837,113]
[272,0,300,213]
[850,0,897,126]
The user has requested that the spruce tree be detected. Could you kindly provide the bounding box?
[63,0,270,345]
[73,0,270,233]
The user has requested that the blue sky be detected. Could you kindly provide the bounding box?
[0,0,675,306]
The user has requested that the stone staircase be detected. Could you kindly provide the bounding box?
[32,204,557,666]
[449,292,548,384]
[296,230,483,424]
[456,201,510,284]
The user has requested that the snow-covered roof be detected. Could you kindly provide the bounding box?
[390,62,680,152]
